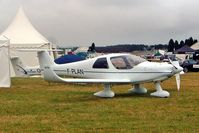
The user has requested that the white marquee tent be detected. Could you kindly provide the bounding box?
[0,38,10,87]
[191,42,199,50]
[0,7,55,76]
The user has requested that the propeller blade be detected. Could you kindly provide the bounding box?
[169,59,183,74]
[168,58,177,69]
[169,58,182,91]
[170,60,180,69]
[175,74,180,91]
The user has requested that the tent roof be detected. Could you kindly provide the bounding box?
[0,36,9,46]
[0,7,49,46]
[154,51,162,56]
[175,45,195,53]
[191,42,199,50]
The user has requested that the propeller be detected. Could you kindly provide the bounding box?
[175,74,180,91]
[168,58,184,91]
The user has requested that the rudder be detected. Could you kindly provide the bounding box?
[37,51,55,69]
[11,57,28,77]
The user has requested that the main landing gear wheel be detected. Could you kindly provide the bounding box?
[94,84,115,98]
[150,81,170,98]
[128,84,147,94]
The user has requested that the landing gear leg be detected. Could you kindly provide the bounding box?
[150,81,170,98]
[128,84,147,94]
[94,84,115,98]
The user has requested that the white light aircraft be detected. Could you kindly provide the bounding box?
[11,57,41,77]
[37,51,184,98]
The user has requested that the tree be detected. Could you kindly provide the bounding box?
[180,40,185,48]
[185,37,194,46]
[174,40,179,50]
[189,37,194,46]
[168,39,175,52]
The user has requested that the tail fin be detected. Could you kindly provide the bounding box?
[11,57,28,77]
[37,51,55,69]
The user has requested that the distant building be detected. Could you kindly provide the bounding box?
[74,47,88,53]
[175,45,195,54]
[191,42,199,51]
[191,42,199,61]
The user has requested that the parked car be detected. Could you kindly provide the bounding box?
[180,59,198,72]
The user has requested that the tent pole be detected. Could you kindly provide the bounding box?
[7,39,11,88]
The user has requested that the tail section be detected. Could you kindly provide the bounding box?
[11,51,55,77]
[11,57,42,77]
[11,57,28,77]
[37,51,55,69]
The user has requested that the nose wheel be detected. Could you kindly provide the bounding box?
[150,81,170,98]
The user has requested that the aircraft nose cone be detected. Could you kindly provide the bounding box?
[173,66,183,74]
[179,66,183,72]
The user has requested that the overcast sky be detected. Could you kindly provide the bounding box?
[0,0,199,47]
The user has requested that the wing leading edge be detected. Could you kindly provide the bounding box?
[43,66,130,83]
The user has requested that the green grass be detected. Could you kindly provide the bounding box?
[0,73,199,132]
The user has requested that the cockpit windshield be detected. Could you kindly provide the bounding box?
[111,55,146,69]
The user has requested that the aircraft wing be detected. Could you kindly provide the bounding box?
[43,66,130,83]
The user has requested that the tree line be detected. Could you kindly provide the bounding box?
[59,37,198,53]
[95,44,168,53]
[95,37,198,53]
[167,37,197,52]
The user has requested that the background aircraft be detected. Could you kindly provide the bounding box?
[37,51,183,98]
[11,57,41,77]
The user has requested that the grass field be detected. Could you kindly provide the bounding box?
[0,73,199,132]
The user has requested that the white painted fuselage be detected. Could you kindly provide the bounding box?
[51,53,174,83]
[38,51,183,98]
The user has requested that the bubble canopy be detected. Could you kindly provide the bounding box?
[92,54,146,70]
[110,55,146,69]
